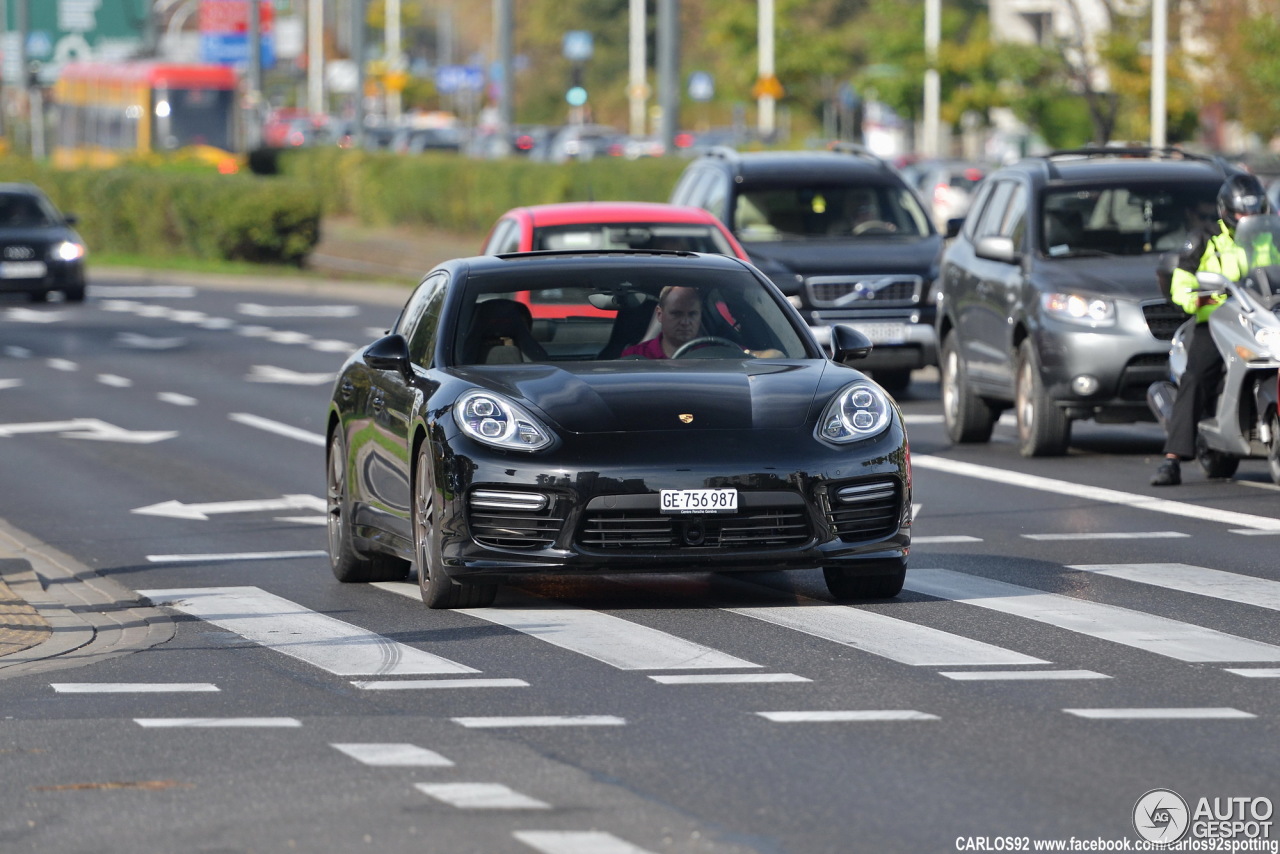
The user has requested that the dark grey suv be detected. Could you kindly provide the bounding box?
[935,147,1228,456]
[670,146,942,392]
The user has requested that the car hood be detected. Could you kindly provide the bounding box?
[743,236,942,285]
[1032,254,1164,300]
[450,360,846,433]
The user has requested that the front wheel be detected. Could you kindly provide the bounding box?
[1015,340,1071,457]
[414,442,497,609]
[940,332,996,444]
[1196,433,1240,480]
[823,559,906,600]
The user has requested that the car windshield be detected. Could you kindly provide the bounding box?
[734,183,931,240]
[532,223,734,255]
[1041,184,1219,258]
[453,266,812,365]
[0,192,55,228]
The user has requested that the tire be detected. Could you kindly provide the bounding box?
[327,427,407,583]
[1196,433,1240,480]
[414,442,497,609]
[823,559,906,600]
[940,332,996,444]
[1014,340,1071,457]
[27,290,50,303]
[1269,413,1280,487]
[62,285,85,303]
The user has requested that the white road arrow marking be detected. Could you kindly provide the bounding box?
[229,412,325,446]
[115,332,187,350]
[238,303,360,318]
[132,494,326,520]
[246,365,335,385]
[0,418,176,443]
[4,308,65,323]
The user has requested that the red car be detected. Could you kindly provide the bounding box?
[481,202,750,318]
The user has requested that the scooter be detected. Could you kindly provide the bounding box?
[1147,213,1280,485]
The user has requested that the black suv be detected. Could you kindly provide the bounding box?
[670,146,942,392]
[935,147,1228,456]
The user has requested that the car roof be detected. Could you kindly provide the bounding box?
[696,148,902,183]
[508,201,726,228]
[0,183,44,195]
[1002,149,1229,186]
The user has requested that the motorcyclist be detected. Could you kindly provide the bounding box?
[1151,172,1272,486]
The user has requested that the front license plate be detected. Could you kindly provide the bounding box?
[848,322,907,344]
[660,488,738,515]
[0,261,46,279]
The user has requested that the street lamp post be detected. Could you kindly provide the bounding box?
[923,0,940,158]
[1150,0,1167,148]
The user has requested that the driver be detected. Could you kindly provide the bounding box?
[621,286,702,359]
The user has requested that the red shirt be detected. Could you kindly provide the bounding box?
[620,337,666,359]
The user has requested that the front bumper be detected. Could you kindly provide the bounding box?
[430,425,911,583]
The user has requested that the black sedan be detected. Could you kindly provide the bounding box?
[326,250,911,608]
[0,183,87,303]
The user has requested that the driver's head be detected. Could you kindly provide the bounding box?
[656,286,701,349]
[1217,172,1270,233]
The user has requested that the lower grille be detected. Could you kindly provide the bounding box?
[579,494,811,550]
[1142,302,1186,341]
[827,479,901,542]
[469,499,566,550]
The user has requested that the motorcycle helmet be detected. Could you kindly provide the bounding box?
[1217,172,1270,231]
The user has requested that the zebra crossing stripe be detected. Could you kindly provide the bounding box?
[939,670,1109,681]
[134,718,301,727]
[1070,563,1280,611]
[649,673,810,685]
[332,743,454,767]
[514,830,659,854]
[453,716,626,728]
[51,683,219,693]
[139,586,478,677]
[353,678,529,690]
[1225,668,1280,678]
[906,569,1280,663]
[757,710,939,722]
[415,782,549,809]
[1064,708,1255,720]
[725,602,1047,667]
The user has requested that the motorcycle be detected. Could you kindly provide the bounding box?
[1147,213,1280,485]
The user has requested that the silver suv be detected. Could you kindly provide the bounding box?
[935,147,1228,456]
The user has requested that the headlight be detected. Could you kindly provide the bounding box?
[816,380,893,444]
[52,241,86,262]
[1254,326,1280,358]
[456,390,554,452]
[1041,292,1115,326]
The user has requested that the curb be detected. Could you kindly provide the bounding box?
[0,519,175,679]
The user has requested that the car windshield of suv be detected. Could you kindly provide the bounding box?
[735,184,931,240]
[454,266,811,365]
[532,223,734,255]
[1041,185,1218,258]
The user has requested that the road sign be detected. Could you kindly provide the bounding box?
[563,30,593,62]
[752,74,784,100]
[435,65,484,94]
[688,71,714,102]
[566,86,588,107]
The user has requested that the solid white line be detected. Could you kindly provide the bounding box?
[228,412,325,446]
[1070,563,1280,611]
[912,454,1280,531]
[331,743,454,767]
[157,392,198,406]
[939,670,1110,681]
[757,710,939,722]
[135,718,302,727]
[353,678,529,690]
[514,831,659,854]
[146,550,328,563]
[725,601,1048,667]
[52,683,219,693]
[648,673,811,685]
[138,586,478,677]
[912,535,984,544]
[1225,668,1280,678]
[1064,708,1255,720]
[415,783,549,810]
[1024,532,1189,541]
[906,569,1280,663]
[452,716,626,728]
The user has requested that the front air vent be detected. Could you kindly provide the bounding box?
[827,479,901,542]
[468,491,564,549]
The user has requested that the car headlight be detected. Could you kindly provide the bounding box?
[1253,326,1280,359]
[816,380,893,444]
[1041,292,1115,326]
[456,390,554,452]
[52,241,86,262]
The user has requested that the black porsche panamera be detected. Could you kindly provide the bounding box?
[326,250,911,608]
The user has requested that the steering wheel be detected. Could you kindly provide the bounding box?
[852,220,898,236]
[671,336,750,359]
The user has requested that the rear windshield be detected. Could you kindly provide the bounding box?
[1041,183,1219,258]
[532,223,734,255]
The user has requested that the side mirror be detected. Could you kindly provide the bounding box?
[1194,271,1231,291]
[945,217,964,239]
[63,213,79,226]
[975,235,1019,265]
[364,334,412,375]
[830,324,874,362]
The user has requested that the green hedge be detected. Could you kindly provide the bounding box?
[277,148,690,233]
[0,158,321,266]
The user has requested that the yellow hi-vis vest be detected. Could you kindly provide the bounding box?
[1169,221,1250,322]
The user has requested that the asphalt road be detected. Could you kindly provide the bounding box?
[1,270,1278,854]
